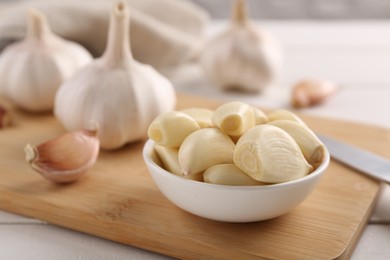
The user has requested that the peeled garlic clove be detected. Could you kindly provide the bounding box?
[180,108,214,128]
[148,111,200,148]
[154,144,183,176]
[212,101,255,136]
[204,164,263,186]
[267,109,306,125]
[199,0,283,93]
[268,120,326,168]
[154,144,202,180]
[252,106,268,125]
[234,125,312,183]
[291,79,338,108]
[0,105,11,128]
[0,9,92,112]
[55,2,176,150]
[24,130,99,183]
[179,128,235,175]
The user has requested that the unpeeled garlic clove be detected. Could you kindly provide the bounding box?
[204,164,263,186]
[267,109,306,125]
[234,124,312,183]
[180,108,214,128]
[24,130,99,183]
[212,101,255,136]
[291,79,338,108]
[268,120,326,168]
[148,111,200,148]
[0,105,11,128]
[179,128,235,175]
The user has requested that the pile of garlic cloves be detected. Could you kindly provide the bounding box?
[148,101,326,186]
[200,0,283,93]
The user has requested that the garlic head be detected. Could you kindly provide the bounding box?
[54,1,176,150]
[200,0,283,93]
[0,9,92,112]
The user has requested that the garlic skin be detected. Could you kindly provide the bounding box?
[199,0,283,93]
[25,130,99,183]
[291,79,338,108]
[0,9,92,112]
[55,2,176,150]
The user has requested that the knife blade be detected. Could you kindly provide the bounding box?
[317,134,390,184]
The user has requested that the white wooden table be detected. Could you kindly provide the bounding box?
[1,20,390,259]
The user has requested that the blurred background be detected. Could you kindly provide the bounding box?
[191,0,390,19]
[1,0,390,19]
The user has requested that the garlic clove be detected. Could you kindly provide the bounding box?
[199,0,283,93]
[148,111,200,148]
[154,144,203,181]
[204,164,263,186]
[180,108,214,128]
[24,130,99,183]
[212,101,255,136]
[252,106,268,125]
[234,124,312,183]
[54,1,176,150]
[268,120,326,169]
[154,144,183,176]
[0,9,92,112]
[0,105,11,128]
[267,109,306,125]
[291,79,338,108]
[179,128,235,175]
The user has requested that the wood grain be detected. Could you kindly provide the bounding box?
[0,95,385,259]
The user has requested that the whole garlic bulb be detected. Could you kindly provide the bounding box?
[55,1,176,150]
[200,0,283,93]
[0,9,92,112]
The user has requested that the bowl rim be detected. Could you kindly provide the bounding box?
[143,139,330,191]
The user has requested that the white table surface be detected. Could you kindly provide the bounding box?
[1,20,390,259]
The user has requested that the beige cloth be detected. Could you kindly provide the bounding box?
[0,0,209,71]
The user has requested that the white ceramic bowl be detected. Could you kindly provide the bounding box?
[143,139,330,223]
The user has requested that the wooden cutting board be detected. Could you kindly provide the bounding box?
[0,95,386,259]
